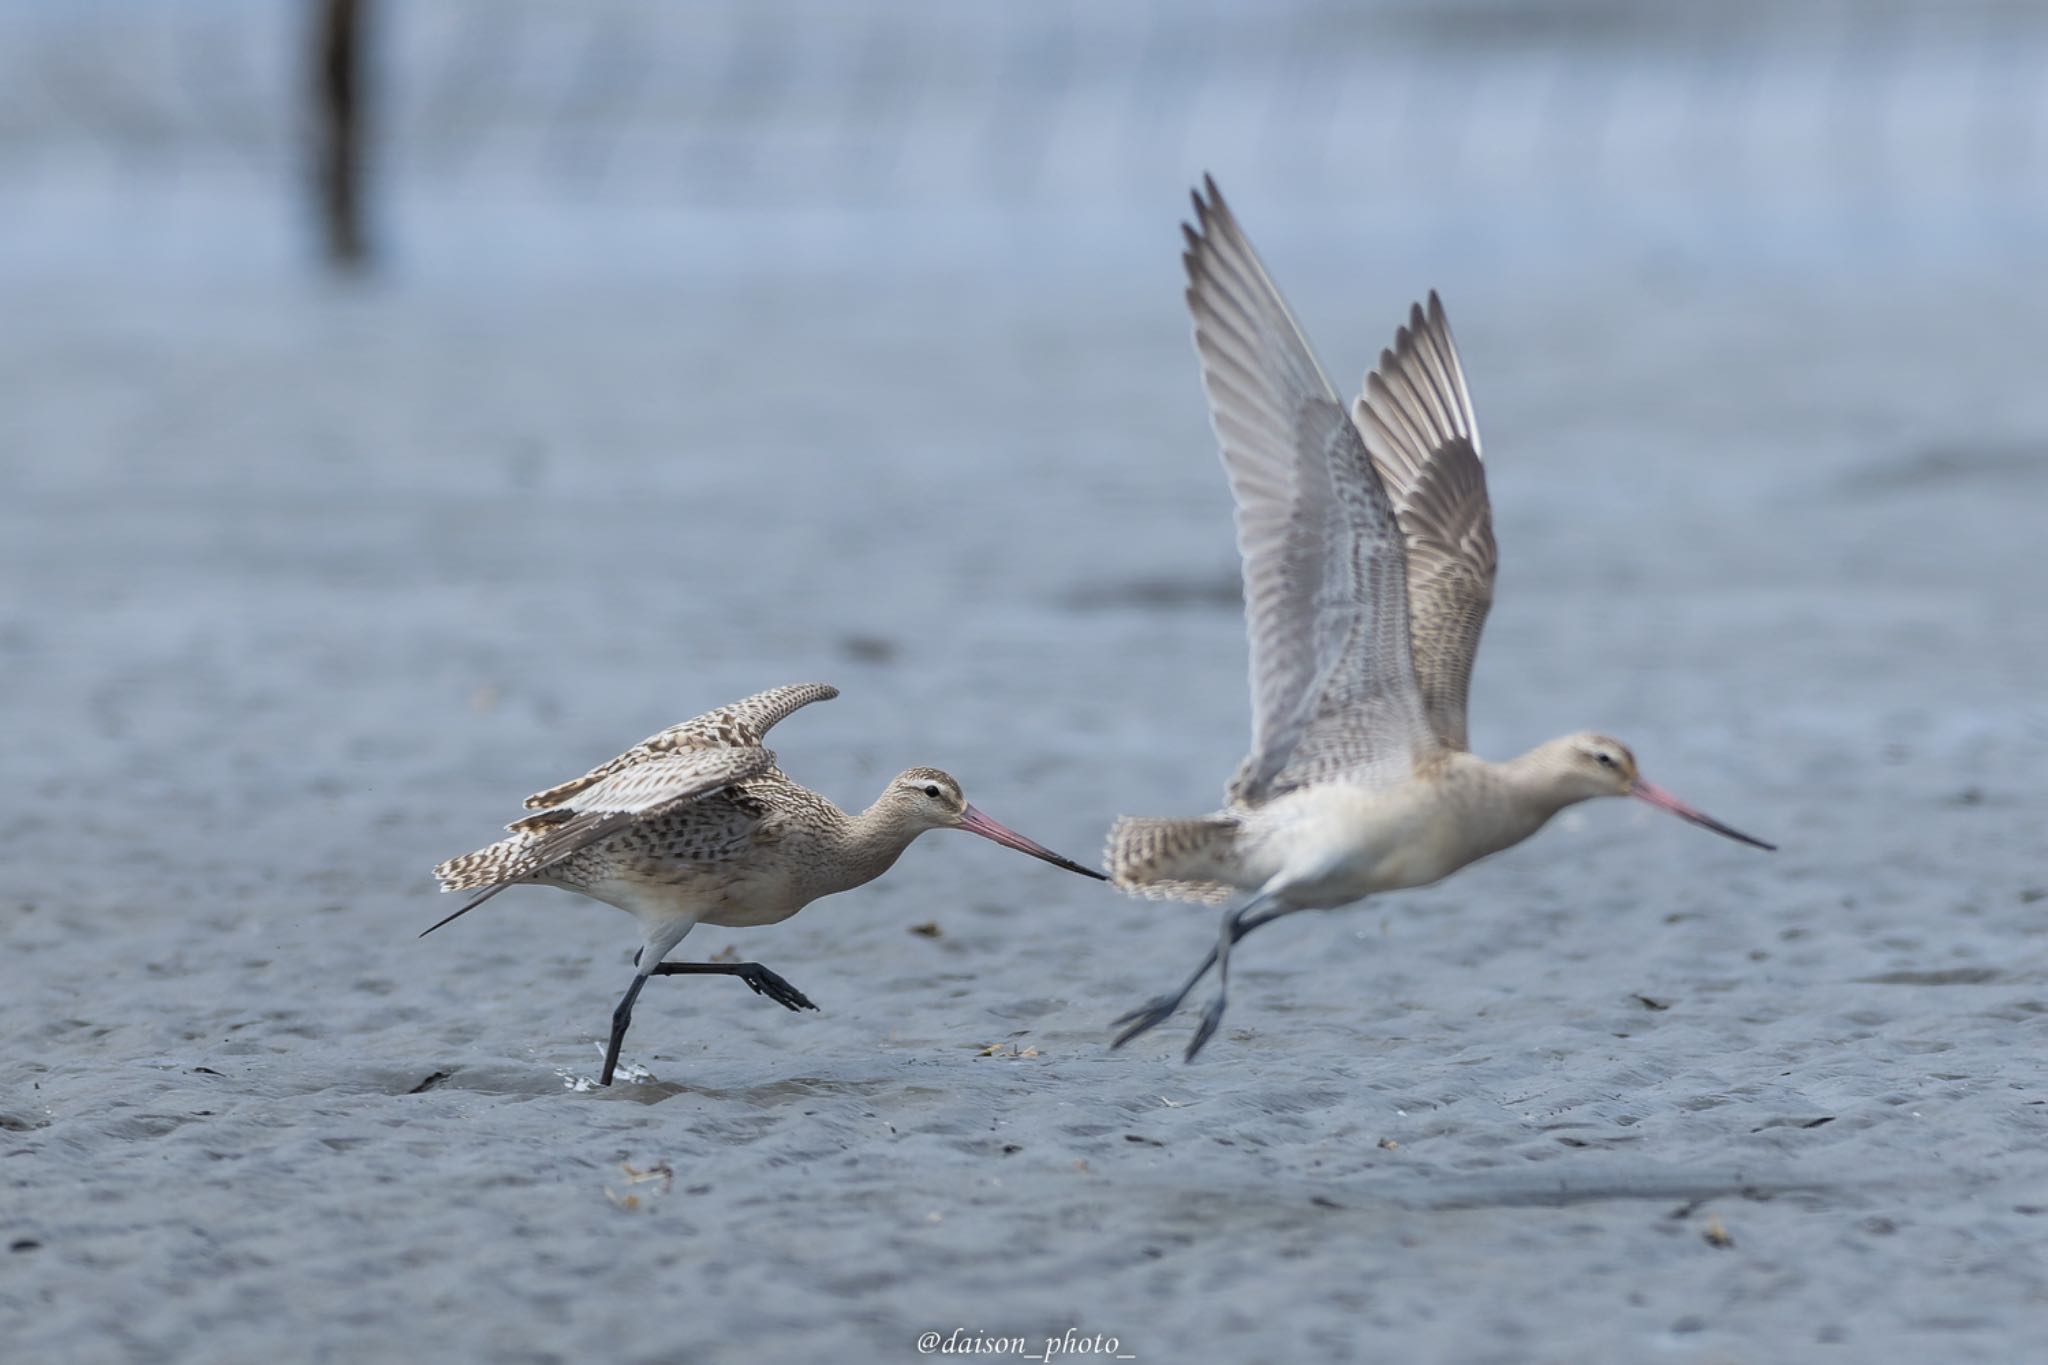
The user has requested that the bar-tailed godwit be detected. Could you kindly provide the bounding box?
[1108,179,1774,1060]
[430,683,1105,1085]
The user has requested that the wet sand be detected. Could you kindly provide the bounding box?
[3,238,2043,1362]
[4,1,2048,1357]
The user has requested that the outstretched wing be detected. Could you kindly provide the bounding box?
[1181,178,1435,805]
[1351,295,1496,752]
[523,681,838,810]
[501,745,776,875]
[424,689,820,936]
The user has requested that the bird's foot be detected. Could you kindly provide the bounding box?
[1184,994,1229,1062]
[739,965,819,1013]
[1111,993,1189,1050]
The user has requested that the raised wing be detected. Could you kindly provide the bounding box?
[1351,295,1496,751]
[502,745,776,875]
[1181,178,1435,805]
[425,743,778,936]
[523,681,837,810]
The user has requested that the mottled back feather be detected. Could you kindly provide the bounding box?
[429,683,839,920]
[499,747,777,877]
[1351,295,1496,751]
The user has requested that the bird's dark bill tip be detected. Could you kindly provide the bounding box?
[1631,780,1776,851]
[958,806,1109,880]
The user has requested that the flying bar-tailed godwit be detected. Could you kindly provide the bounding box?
[1108,178,1774,1060]
[429,683,1105,1085]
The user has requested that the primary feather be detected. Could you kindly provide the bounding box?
[1181,177,1435,807]
[1351,295,1496,751]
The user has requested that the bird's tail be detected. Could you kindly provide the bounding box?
[1104,814,1243,905]
[423,833,544,938]
[432,832,541,892]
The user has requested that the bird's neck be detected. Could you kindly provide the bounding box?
[1480,746,1590,843]
[834,799,922,891]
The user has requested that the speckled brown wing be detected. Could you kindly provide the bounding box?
[432,747,781,899]
[503,746,777,870]
[522,682,838,810]
[1351,295,1496,753]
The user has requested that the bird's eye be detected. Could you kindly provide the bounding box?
[1596,753,1616,768]
[923,784,942,798]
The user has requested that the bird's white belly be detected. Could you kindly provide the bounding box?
[1242,785,1486,909]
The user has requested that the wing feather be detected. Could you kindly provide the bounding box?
[501,746,776,877]
[1351,295,1496,751]
[1182,178,1434,804]
[523,681,836,809]
[431,684,833,925]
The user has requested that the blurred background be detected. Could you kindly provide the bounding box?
[4,3,2044,1361]
[6,0,2048,278]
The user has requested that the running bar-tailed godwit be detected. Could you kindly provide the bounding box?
[1108,178,1774,1061]
[429,683,1105,1085]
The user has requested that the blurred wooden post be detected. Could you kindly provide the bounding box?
[313,0,370,271]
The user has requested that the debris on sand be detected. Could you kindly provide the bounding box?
[605,1160,675,1211]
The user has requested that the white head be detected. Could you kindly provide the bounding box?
[1531,733,1775,849]
[880,767,1107,878]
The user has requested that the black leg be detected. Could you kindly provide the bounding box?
[1112,896,1295,1056]
[650,961,820,1013]
[1111,939,1224,1049]
[601,973,650,1087]
[1185,914,1237,1062]
[598,962,817,1086]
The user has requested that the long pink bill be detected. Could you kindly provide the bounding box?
[1631,779,1776,851]
[958,805,1109,880]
